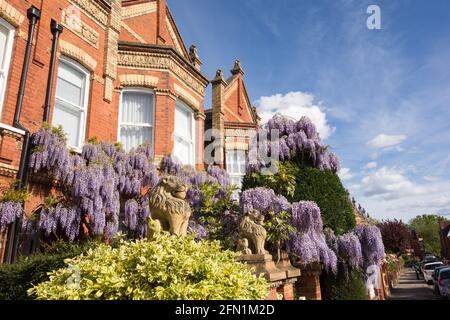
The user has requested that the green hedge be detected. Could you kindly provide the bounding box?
[320,270,367,300]
[243,161,355,235]
[0,241,91,300]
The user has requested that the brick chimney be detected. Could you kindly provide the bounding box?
[211,69,227,167]
[157,0,167,44]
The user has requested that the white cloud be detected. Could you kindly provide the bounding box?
[361,167,428,200]
[338,168,353,181]
[364,161,377,169]
[255,91,335,139]
[367,134,407,149]
[424,175,439,182]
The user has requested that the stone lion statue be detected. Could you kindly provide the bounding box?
[236,238,252,255]
[238,209,267,255]
[147,175,191,236]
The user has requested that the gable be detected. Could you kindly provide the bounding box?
[119,1,190,61]
[223,77,258,124]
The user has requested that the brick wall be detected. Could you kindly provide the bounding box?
[0,0,208,258]
[296,274,322,300]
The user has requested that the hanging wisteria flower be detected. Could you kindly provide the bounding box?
[286,201,337,273]
[0,201,23,232]
[336,232,363,270]
[247,114,340,174]
[160,155,182,176]
[353,225,385,269]
[240,187,291,215]
[25,126,162,241]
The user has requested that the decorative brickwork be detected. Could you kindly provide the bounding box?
[61,9,100,48]
[165,16,183,54]
[121,21,146,43]
[119,74,159,88]
[122,1,157,19]
[118,51,207,96]
[174,83,199,110]
[68,0,109,27]
[0,0,24,27]
[103,0,122,102]
[59,39,97,71]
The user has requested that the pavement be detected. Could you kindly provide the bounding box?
[387,268,438,300]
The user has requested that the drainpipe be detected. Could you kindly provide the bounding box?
[42,19,63,122]
[3,6,41,264]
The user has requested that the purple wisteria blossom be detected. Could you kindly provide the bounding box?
[336,232,363,270]
[247,114,340,174]
[160,155,182,176]
[24,127,160,241]
[0,201,23,232]
[286,201,337,273]
[240,187,292,215]
[353,225,385,269]
[187,219,209,241]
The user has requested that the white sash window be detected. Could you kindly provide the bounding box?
[119,89,154,152]
[226,149,246,188]
[173,100,195,166]
[53,58,90,150]
[0,18,15,113]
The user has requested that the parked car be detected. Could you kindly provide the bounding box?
[422,261,444,285]
[433,266,450,290]
[434,267,450,299]
[433,265,449,282]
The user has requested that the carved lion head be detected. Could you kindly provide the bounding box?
[159,175,188,199]
[247,209,265,225]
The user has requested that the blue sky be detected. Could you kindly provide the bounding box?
[169,0,450,222]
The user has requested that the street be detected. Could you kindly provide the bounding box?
[387,268,438,300]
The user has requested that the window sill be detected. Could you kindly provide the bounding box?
[0,122,26,136]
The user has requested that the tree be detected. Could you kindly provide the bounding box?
[378,219,412,255]
[409,214,447,257]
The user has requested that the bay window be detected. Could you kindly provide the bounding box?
[0,18,15,113]
[53,58,90,149]
[226,149,246,189]
[173,100,195,166]
[119,89,154,151]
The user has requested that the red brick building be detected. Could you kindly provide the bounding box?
[205,60,260,188]
[0,0,209,262]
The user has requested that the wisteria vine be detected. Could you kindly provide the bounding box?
[246,114,340,174]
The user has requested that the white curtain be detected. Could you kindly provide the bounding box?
[226,149,247,189]
[173,102,194,165]
[120,91,153,151]
[226,150,246,175]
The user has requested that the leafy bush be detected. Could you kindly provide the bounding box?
[378,219,412,255]
[0,240,90,300]
[29,234,269,300]
[320,270,367,300]
[243,162,355,235]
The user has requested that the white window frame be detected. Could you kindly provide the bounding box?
[0,17,15,115]
[117,87,155,152]
[226,149,247,189]
[174,100,196,166]
[53,56,90,152]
